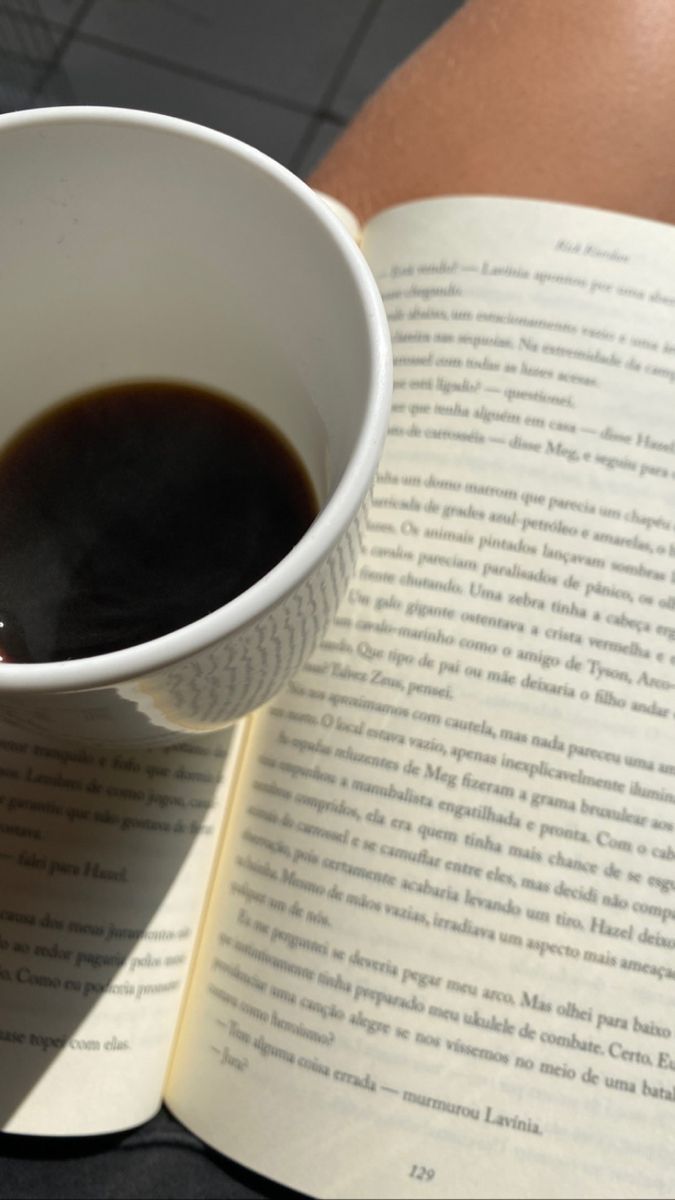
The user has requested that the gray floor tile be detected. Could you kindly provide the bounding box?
[294,117,342,180]
[32,0,89,27]
[0,55,40,109]
[79,0,373,108]
[0,8,72,108]
[331,0,464,120]
[0,6,63,66]
[0,1,87,31]
[37,35,310,164]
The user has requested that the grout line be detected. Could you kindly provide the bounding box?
[56,0,95,29]
[288,113,344,178]
[316,0,384,117]
[29,0,97,100]
[288,0,382,176]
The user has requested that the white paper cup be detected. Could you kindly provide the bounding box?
[0,107,391,744]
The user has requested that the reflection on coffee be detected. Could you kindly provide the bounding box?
[0,381,318,663]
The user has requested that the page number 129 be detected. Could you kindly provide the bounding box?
[410,1165,436,1183]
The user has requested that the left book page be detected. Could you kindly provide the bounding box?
[0,720,244,1136]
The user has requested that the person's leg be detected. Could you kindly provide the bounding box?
[311,0,675,224]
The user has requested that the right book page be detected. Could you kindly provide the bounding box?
[167,197,675,1199]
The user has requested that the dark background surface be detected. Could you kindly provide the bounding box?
[0,2,464,1197]
[0,0,461,176]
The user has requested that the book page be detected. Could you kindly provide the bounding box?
[0,720,241,1136]
[168,198,675,1199]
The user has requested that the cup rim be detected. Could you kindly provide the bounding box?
[0,105,391,693]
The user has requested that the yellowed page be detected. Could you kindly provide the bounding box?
[0,721,243,1135]
[168,198,675,1199]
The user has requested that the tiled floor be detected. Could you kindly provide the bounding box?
[0,0,463,176]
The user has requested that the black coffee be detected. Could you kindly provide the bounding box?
[0,381,319,663]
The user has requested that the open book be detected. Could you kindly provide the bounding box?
[3,196,675,1200]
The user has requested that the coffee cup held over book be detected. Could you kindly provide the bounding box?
[0,107,391,745]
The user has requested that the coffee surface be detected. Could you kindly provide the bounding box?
[0,381,318,663]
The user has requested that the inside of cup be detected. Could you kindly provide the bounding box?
[0,111,376,508]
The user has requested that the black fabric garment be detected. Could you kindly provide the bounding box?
[0,1106,309,1200]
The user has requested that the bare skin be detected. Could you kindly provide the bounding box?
[310,0,675,225]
